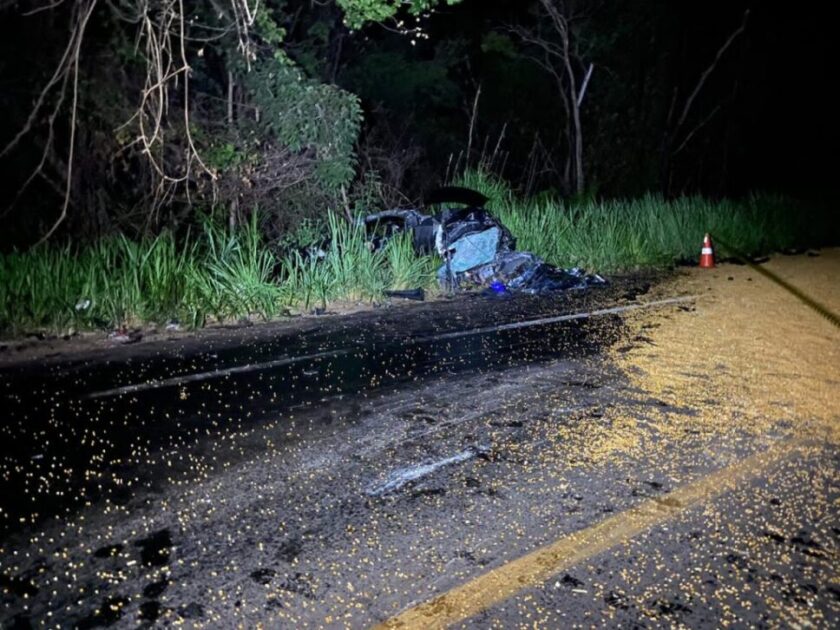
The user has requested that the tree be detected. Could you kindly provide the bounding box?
[512,0,594,196]
[337,0,462,29]
[0,0,462,245]
[659,9,750,195]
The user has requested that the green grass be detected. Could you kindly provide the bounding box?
[0,212,438,335]
[458,170,837,271]
[278,214,438,311]
[1,175,834,335]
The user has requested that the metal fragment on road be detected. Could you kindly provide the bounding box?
[367,446,488,496]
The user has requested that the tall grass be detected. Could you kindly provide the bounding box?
[185,215,284,326]
[1,177,834,335]
[458,170,836,271]
[279,216,437,310]
[0,212,437,335]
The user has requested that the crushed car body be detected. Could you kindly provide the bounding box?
[360,186,605,294]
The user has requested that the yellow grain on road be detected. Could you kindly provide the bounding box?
[378,250,839,629]
[376,438,806,630]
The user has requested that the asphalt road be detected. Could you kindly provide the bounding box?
[0,258,837,629]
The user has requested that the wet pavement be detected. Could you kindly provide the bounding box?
[1,256,838,628]
[0,283,643,534]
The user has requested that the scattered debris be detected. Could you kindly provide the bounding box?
[465,252,605,294]
[76,596,129,628]
[558,574,584,588]
[93,543,123,559]
[361,187,606,295]
[250,568,277,585]
[177,602,205,619]
[142,576,170,598]
[108,328,142,344]
[138,600,163,623]
[278,572,317,599]
[134,529,172,567]
[367,444,489,496]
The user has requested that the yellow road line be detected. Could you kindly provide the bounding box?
[375,439,806,629]
[713,237,840,329]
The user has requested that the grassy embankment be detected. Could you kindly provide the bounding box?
[0,213,436,335]
[1,173,835,334]
[460,171,835,270]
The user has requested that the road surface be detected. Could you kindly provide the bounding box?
[1,252,837,628]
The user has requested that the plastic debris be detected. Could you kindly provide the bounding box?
[467,252,606,293]
[366,445,489,496]
[108,328,142,344]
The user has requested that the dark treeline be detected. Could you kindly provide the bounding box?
[0,0,834,249]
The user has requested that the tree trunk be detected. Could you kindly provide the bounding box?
[561,37,583,195]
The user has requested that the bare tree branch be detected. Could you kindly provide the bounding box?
[21,0,67,17]
[35,0,98,246]
[0,14,76,160]
[466,84,481,164]
[576,62,594,108]
[673,103,722,156]
[676,8,750,131]
[1,68,70,218]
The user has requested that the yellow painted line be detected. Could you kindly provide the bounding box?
[713,236,840,329]
[375,439,806,629]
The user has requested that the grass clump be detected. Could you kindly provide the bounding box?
[458,170,836,271]
[0,212,437,336]
[280,215,437,310]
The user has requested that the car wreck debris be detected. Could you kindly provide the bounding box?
[362,187,605,295]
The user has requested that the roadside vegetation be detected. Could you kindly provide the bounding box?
[2,2,835,337]
[2,171,835,336]
[0,214,437,335]
[460,171,836,270]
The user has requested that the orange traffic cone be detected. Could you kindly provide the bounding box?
[699,233,715,268]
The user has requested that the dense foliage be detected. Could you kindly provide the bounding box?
[0,0,833,250]
[0,0,463,247]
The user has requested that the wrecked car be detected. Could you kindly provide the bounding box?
[361,186,604,295]
[361,187,514,257]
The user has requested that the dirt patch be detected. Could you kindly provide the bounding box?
[0,294,431,367]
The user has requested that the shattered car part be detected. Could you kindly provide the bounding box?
[360,209,440,254]
[437,207,516,253]
[465,251,606,293]
[436,227,502,285]
[360,187,606,295]
[361,190,514,256]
